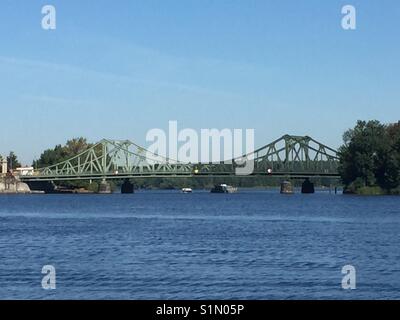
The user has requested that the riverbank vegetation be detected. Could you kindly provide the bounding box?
[32,137,97,191]
[338,120,400,195]
[33,137,93,168]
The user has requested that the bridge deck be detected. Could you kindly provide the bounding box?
[20,171,340,182]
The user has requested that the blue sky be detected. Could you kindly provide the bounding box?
[0,0,399,164]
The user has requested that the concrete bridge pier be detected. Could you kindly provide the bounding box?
[98,179,112,194]
[301,178,315,194]
[280,180,294,194]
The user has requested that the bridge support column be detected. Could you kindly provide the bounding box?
[98,179,112,194]
[280,180,294,194]
[121,179,134,194]
[301,178,315,194]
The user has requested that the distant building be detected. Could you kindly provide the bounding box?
[15,167,34,176]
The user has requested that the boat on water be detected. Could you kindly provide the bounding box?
[181,188,193,193]
[210,184,237,193]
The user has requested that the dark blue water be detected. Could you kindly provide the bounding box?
[0,190,399,300]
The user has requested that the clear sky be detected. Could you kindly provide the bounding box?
[0,0,399,164]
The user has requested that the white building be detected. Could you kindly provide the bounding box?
[15,167,34,176]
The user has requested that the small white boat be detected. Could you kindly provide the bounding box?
[181,188,193,193]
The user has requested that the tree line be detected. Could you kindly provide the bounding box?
[339,120,400,194]
[33,137,93,168]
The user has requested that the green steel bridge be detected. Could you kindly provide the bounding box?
[20,135,340,183]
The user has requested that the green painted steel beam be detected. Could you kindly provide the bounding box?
[24,135,340,182]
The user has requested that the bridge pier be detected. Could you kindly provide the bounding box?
[121,179,134,194]
[280,180,294,194]
[98,179,112,194]
[301,178,315,194]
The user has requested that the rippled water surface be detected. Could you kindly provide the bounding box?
[0,190,399,299]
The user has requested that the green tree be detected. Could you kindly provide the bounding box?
[339,120,400,193]
[376,121,400,190]
[33,137,92,168]
[7,152,21,170]
[64,137,91,156]
[32,137,96,190]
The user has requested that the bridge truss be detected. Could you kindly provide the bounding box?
[21,135,340,182]
[198,135,339,177]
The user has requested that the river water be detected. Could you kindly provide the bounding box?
[0,190,399,300]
